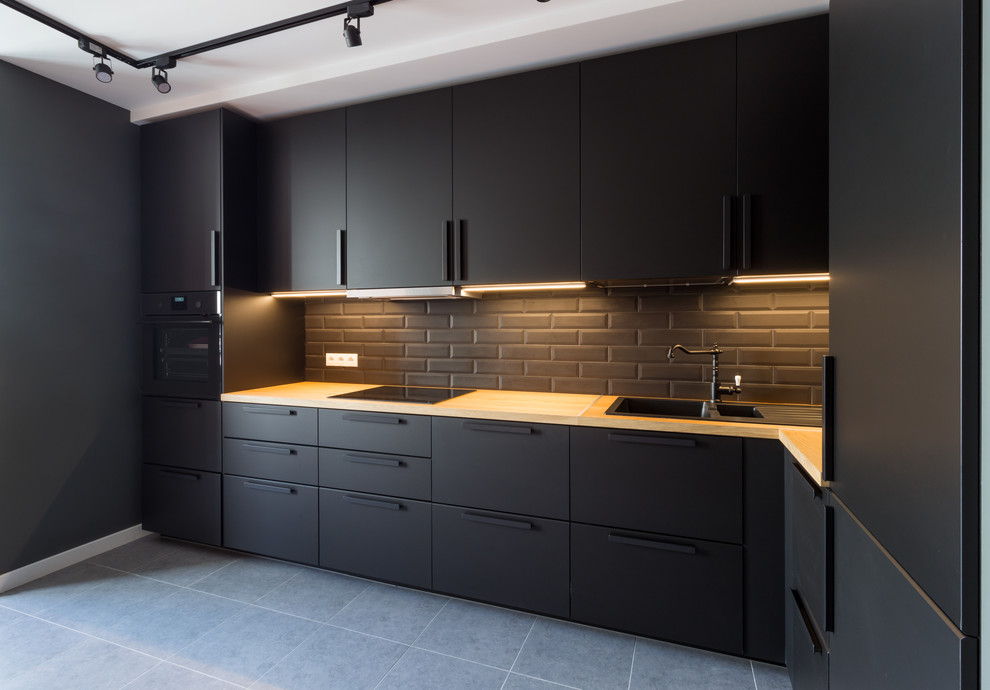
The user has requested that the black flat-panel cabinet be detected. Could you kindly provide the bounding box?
[581,33,736,282]
[259,109,346,291]
[142,464,221,545]
[452,65,580,284]
[223,475,319,565]
[346,89,453,289]
[736,15,829,275]
[141,109,257,293]
[142,397,221,472]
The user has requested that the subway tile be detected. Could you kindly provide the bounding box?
[738,311,811,328]
[383,358,426,372]
[525,361,580,378]
[715,364,774,385]
[382,329,426,343]
[639,294,703,312]
[812,348,831,363]
[325,344,365,355]
[812,310,830,328]
[452,374,500,389]
[702,330,774,347]
[553,378,609,395]
[668,382,712,400]
[305,342,324,355]
[811,387,824,405]
[580,296,637,312]
[670,311,737,329]
[476,360,525,376]
[552,346,609,362]
[639,330,704,347]
[325,370,365,384]
[475,329,524,344]
[525,297,579,312]
[324,315,365,328]
[304,369,325,382]
[500,376,552,392]
[364,372,406,386]
[363,343,406,357]
[429,359,474,374]
[609,312,669,329]
[774,366,826,386]
[451,344,499,359]
[738,348,812,366]
[358,357,383,371]
[580,362,638,380]
[774,291,829,309]
[774,329,830,347]
[384,301,427,314]
[451,314,499,329]
[525,330,580,345]
[610,346,675,363]
[638,363,704,381]
[407,314,451,329]
[406,373,453,388]
[580,330,639,346]
[306,301,344,316]
[703,292,773,310]
[428,329,474,344]
[305,355,327,370]
[609,380,670,398]
[476,298,525,313]
[500,345,551,361]
[501,313,552,329]
[406,344,450,358]
[343,301,384,315]
[304,316,325,329]
[552,313,608,329]
[344,329,384,343]
[363,315,405,329]
[308,330,345,343]
[428,300,477,315]
[733,384,813,404]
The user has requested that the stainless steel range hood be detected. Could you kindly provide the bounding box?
[344,286,475,300]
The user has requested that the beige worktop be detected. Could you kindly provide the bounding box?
[222,382,824,484]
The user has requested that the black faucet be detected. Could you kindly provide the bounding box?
[666,343,742,404]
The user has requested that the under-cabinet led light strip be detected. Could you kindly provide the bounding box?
[730,273,829,285]
[271,290,347,298]
[459,282,588,295]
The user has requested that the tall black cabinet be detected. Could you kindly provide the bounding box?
[828,0,979,685]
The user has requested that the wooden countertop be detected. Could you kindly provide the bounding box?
[222,382,824,483]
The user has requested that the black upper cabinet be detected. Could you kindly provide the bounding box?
[346,89,453,289]
[141,109,257,293]
[736,15,829,275]
[259,109,346,292]
[452,65,580,284]
[581,34,737,282]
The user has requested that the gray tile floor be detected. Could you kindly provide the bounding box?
[0,536,791,689]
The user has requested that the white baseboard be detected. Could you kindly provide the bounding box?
[0,524,153,594]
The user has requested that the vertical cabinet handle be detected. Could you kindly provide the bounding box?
[336,229,346,286]
[210,230,220,287]
[721,195,733,271]
[740,193,752,270]
[441,220,451,281]
[822,355,835,482]
[454,219,463,282]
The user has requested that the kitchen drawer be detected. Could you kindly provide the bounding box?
[222,402,318,445]
[789,459,831,633]
[142,464,221,546]
[319,448,430,500]
[319,409,430,457]
[433,417,568,519]
[432,503,569,617]
[224,438,318,485]
[787,589,828,690]
[570,427,742,543]
[319,488,431,589]
[571,522,744,655]
[143,397,221,472]
[223,475,318,565]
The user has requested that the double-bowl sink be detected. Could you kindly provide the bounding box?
[605,397,821,427]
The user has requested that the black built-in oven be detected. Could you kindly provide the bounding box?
[141,291,222,399]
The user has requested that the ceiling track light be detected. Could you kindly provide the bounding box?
[93,56,113,83]
[344,2,374,48]
[151,66,171,94]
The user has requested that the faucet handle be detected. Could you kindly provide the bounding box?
[734,374,742,387]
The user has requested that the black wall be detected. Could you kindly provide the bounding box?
[0,60,141,574]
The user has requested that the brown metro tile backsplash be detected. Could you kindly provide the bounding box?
[304,285,829,404]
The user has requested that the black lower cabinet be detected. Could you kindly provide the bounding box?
[787,590,827,690]
[319,488,431,589]
[143,464,221,546]
[223,475,318,565]
[432,504,569,617]
[571,522,743,654]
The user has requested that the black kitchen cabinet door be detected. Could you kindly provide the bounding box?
[736,15,829,275]
[142,397,221,472]
[223,475,319,565]
[346,89,453,289]
[259,109,346,291]
[452,65,580,284]
[141,109,257,293]
[581,33,736,282]
[142,464,221,546]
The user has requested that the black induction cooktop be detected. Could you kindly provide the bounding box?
[329,386,475,404]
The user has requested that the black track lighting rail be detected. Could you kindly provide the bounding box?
[0,0,394,70]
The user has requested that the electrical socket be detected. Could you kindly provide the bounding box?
[325,353,358,367]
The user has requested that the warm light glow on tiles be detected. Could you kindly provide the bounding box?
[730,273,830,286]
[460,282,588,295]
[271,290,347,298]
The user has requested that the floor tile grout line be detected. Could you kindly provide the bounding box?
[504,614,538,681]
[627,637,638,690]
[244,620,325,690]
[750,660,759,689]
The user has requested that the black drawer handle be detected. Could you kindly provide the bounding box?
[243,443,295,456]
[607,533,697,554]
[159,399,201,409]
[344,453,402,468]
[244,406,297,416]
[462,422,533,435]
[461,512,533,530]
[243,481,294,494]
[342,413,402,425]
[160,468,200,481]
[606,433,697,448]
[792,589,825,654]
[792,461,823,498]
[342,494,402,510]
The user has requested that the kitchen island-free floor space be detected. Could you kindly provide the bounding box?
[0,537,790,690]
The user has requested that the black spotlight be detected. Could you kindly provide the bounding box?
[151,67,171,94]
[93,58,113,83]
[343,16,362,48]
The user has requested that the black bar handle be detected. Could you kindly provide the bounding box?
[210,230,220,287]
[825,505,835,632]
[454,219,463,282]
[822,355,835,482]
[159,399,202,409]
[462,421,533,435]
[608,533,697,554]
[160,468,200,481]
[243,481,294,494]
[441,220,451,281]
[740,193,752,270]
[792,461,823,499]
[791,589,825,654]
[336,229,346,286]
[344,453,402,468]
[341,413,402,425]
[721,194,733,271]
[244,405,297,416]
[243,443,295,456]
[342,494,402,510]
[461,512,533,530]
[607,432,697,448]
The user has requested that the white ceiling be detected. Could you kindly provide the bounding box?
[0,0,827,124]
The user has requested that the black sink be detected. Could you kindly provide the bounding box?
[714,403,763,419]
[605,397,710,419]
